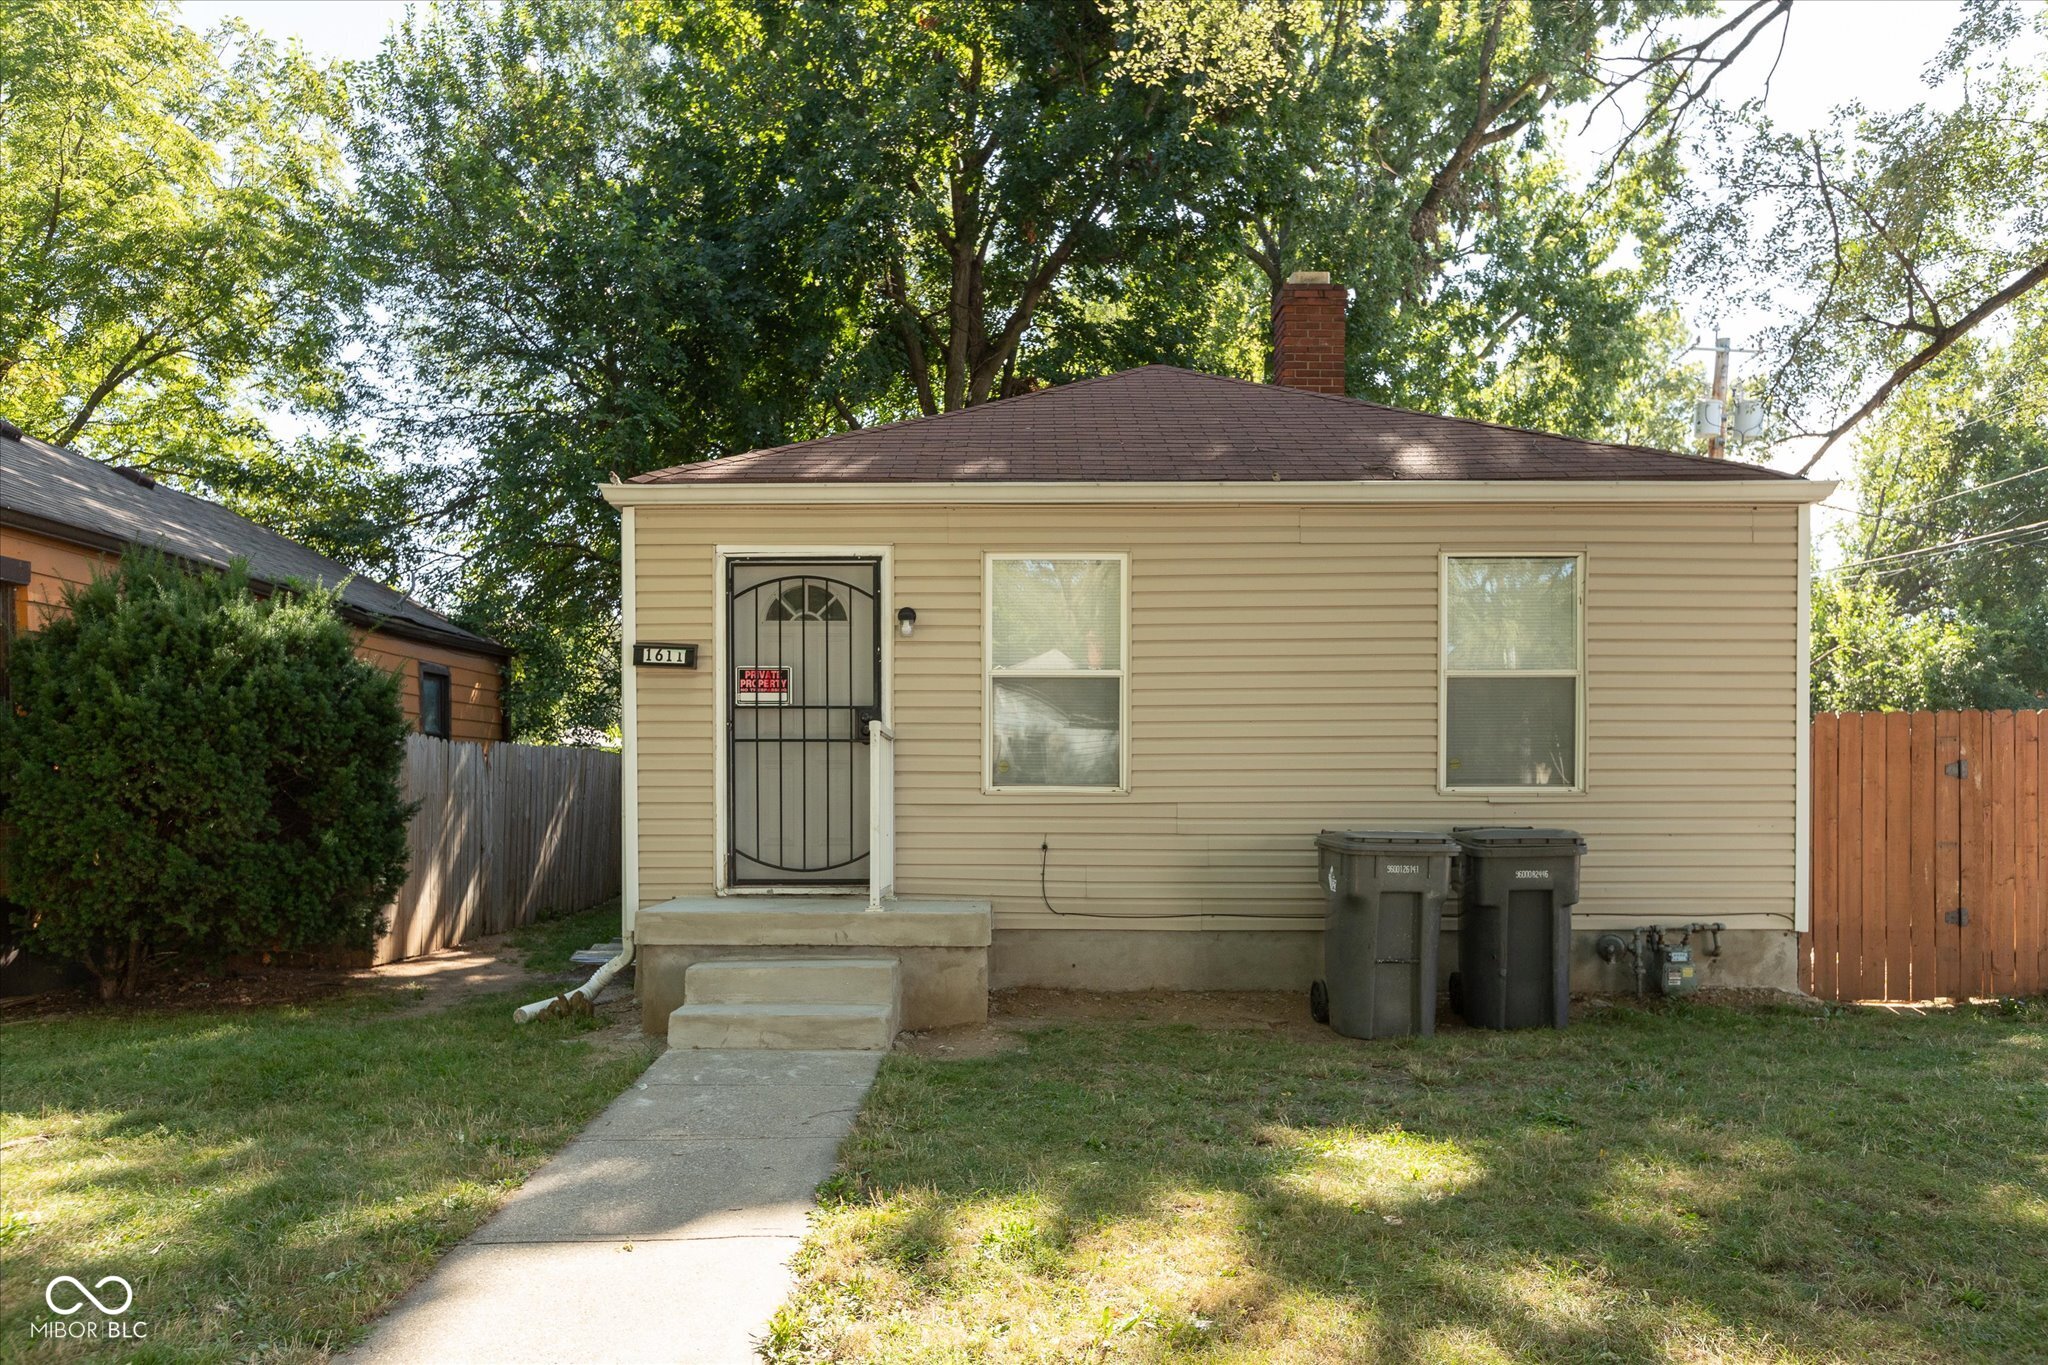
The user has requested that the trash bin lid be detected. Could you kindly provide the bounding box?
[1452,825,1587,852]
[1316,829,1462,856]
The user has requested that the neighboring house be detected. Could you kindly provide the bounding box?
[0,422,508,742]
[604,273,1834,1040]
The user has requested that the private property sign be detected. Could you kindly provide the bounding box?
[735,666,794,705]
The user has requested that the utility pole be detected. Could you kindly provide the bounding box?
[1707,335,1731,460]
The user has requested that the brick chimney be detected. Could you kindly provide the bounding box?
[1272,270,1348,396]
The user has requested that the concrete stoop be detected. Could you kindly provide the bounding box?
[668,955,901,1050]
[637,896,994,1037]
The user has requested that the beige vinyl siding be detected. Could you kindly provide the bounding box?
[631,501,1801,932]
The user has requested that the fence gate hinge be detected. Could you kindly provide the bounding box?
[1944,907,1970,927]
[1945,760,1968,778]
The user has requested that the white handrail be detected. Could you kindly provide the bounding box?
[869,721,895,910]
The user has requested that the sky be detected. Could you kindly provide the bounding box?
[178,0,412,63]
[172,0,2005,504]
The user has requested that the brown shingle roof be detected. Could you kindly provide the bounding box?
[631,366,1801,485]
[0,426,507,655]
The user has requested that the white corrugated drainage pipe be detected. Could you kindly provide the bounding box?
[513,937,632,1023]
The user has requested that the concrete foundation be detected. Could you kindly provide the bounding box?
[988,925,1799,996]
[1565,926,1799,995]
[991,929,1323,992]
[638,901,1797,1033]
[635,897,991,1035]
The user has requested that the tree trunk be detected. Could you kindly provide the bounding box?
[121,927,143,998]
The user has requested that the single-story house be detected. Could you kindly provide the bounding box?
[602,274,1833,1043]
[0,421,508,742]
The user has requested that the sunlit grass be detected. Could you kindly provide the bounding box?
[0,974,655,1362]
[768,999,2048,1363]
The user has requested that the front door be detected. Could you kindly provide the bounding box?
[727,558,881,886]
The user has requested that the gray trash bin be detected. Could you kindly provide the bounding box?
[1450,827,1586,1030]
[1311,830,1460,1039]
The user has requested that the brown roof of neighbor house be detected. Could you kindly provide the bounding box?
[631,366,1805,486]
[0,423,507,656]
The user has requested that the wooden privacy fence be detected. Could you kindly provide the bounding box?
[1804,710,2046,1001]
[376,735,621,963]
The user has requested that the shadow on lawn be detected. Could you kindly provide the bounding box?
[0,991,650,1359]
[819,999,2048,1362]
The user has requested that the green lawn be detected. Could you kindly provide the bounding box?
[0,911,654,1363]
[509,899,623,975]
[767,999,2048,1364]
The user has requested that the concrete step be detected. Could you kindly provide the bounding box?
[668,1001,897,1052]
[684,956,899,1008]
[636,897,992,950]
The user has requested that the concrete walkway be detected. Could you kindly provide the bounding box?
[349,1048,881,1365]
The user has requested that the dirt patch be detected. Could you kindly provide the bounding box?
[894,987,1331,1057]
[568,989,657,1058]
[892,1021,1028,1059]
[997,986,1328,1034]
[1,927,590,1021]
[364,933,578,1015]
[888,986,1833,1057]
[2,960,362,1017]
[1689,985,1823,1011]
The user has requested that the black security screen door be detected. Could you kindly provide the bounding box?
[727,559,881,885]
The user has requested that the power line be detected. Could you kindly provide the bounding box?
[1819,501,1950,536]
[1817,517,2048,575]
[1816,531,2048,605]
[1858,526,2048,580]
[1866,461,2048,516]
[1860,526,2048,583]
[1843,521,2048,574]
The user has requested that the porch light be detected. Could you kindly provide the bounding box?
[897,606,917,637]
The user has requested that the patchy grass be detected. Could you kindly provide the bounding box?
[0,982,656,1361]
[510,898,623,975]
[768,999,2048,1364]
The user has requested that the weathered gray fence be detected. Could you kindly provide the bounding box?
[376,735,621,963]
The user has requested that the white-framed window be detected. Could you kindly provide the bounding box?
[1440,553,1585,792]
[984,554,1129,793]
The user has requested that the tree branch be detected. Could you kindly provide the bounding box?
[968,218,1088,405]
[1584,0,1792,183]
[880,250,938,417]
[54,331,184,446]
[1797,254,2048,474]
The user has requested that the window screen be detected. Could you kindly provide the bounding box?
[987,556,1125,789]
[1443,555,1581,789]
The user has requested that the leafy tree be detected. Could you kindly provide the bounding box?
[350,0,1768,733]
[1686,0,2048,471]
[689,0,1730,435]
[691,0,1253,416]
[1811,308,2048,710]
[0,0,419,578]
[0,556,412,999]
[344,0,836,736]
[1810,576,2004,712]
[1133,0,1735,440]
